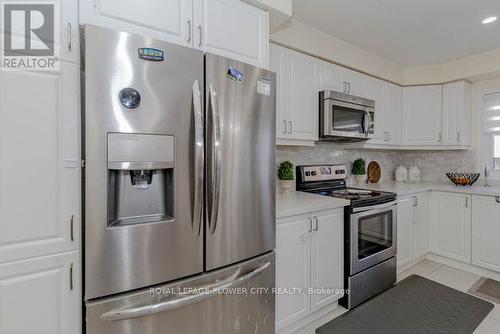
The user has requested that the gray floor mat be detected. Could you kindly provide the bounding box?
[317,275,494,334]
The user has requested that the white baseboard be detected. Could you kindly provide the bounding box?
[277,302,346,334]
[426,253,500,281]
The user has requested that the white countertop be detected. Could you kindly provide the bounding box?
[276,191,350,218]
[355,180,500,197]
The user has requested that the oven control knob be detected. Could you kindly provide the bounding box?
[311,171,317,176]
[305,171,311,176]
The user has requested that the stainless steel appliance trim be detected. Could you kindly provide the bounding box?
[208,83,221,235]
[351,200,398,213]
[107,161,174,170]
[321,98,375,140]
[99,262,271,321]
[350,204,397,275]
[192,80,203,237]
[322,90,375,108]
[364,109,373,137]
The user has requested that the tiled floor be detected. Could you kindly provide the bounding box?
[299,260,500,334]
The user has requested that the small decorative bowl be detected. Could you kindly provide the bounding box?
[446,172,480,186]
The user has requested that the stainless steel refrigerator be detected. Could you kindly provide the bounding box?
[82,25,276,333]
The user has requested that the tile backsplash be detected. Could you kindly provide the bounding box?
[277,143,480,184]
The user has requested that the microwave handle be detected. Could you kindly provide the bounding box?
[364,110,372,136]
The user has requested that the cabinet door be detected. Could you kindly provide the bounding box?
[79,0,193,47]
[270,43,287,139]
[276,214,311,329]
[286,49,319,141]
[472,195,500,272]
[0,251,81,334]
[0,63,80,263]
[430,192,471,263]
[442,81,471,146]
[385,82,402,145]
[397,197,414,269]
[344,69,366,97]
[195,0,269,68]
[365,78,386,143]
[310,209,343,312]
[413,193,429,259]
[402,86,442,146]
[319,61,345,93]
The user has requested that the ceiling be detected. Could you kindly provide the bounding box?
[292,0,500,66]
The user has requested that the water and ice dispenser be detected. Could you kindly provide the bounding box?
[107,133,174,227]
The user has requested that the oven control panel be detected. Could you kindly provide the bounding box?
[300,164,347,182]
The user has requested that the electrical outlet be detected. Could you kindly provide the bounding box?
[415,159,422,167]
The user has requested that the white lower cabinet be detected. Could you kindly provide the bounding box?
[397,193,429,271]
[430,191,471,263]
[472,195,500,272]
[0,251,81,334]
[276,208,343,331]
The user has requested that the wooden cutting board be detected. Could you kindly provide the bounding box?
[367,161,381,183]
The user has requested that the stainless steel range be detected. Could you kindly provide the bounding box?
[82,25,276,333]
[296,164,397,309]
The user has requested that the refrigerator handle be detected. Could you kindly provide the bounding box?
[99,262,271,321]
[208,83,221,235]
[192,80,204,237]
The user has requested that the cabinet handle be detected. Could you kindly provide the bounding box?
[70,214,74,242]
[438,133,442,143]
[197,25,203,47]
[343,81,347,93]
[283,120,287,134]
[308,217,313,232]
[457,131,461,143]
[348,82,351,94]
[413,196,418,207]
[495,196,500,204]
[288,121,292,134]
[66,23,72,51]
[69,263,74,291]
[187,20,192,43]
[313,217,319,231]
[465,197,469,208]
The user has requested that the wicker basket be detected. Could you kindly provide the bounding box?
[446,172,480,186]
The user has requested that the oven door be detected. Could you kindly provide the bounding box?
[322,98,374,140]
[349,201,397,275]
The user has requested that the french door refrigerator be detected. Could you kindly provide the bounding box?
[83,25,276,333]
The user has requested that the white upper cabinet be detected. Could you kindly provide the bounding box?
[269,43,287,138]
[430,192,472,263]
[60,0,79,63]
[402,85,443,146]
[80,0,269,67]
[385,82,402,145]
[0,251,81,334]
[319,61,345,92]
[472,195,500,272]
[365,78,386,143]
[284,48,319,141]
[442,81,472,146]
[0,63,80,263]
[80,0,194,47]
[344,69,366,97]
[195,0,269,68]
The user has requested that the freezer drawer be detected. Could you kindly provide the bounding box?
[86,251,275,334]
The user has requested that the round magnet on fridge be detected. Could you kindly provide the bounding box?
[119,88,141,109]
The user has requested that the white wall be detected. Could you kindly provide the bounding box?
[270,19,405,84]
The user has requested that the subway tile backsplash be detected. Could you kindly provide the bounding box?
[277,143,479,184]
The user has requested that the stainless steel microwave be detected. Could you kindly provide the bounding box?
[319,90,375,142]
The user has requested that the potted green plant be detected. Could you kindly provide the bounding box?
[352,158,367,184]
[278,160,294,194]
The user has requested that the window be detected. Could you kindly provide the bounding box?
[482,92,500,176]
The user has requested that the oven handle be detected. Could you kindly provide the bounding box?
[351,200,398,213]
[363,109,372,136]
